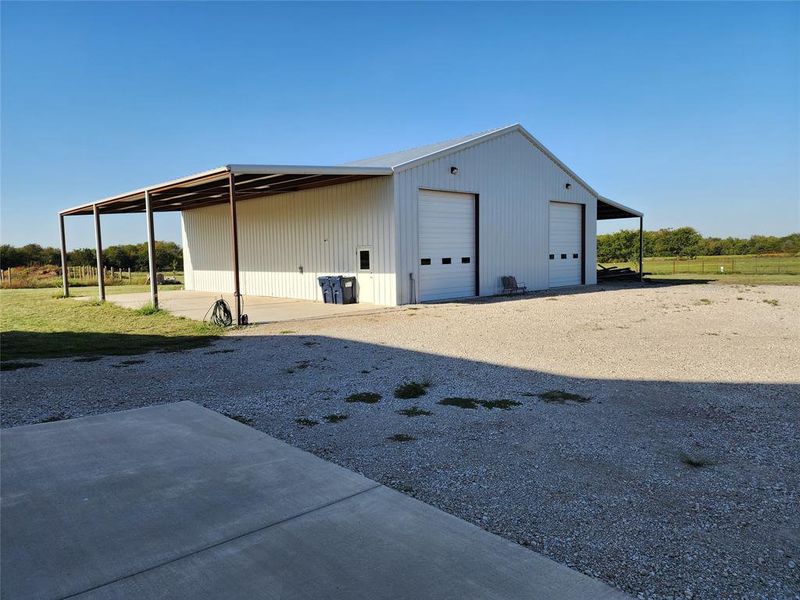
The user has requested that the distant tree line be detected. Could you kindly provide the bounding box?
[598,228,800,262]
[0,242,183,271]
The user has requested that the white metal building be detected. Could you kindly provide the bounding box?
[59,124,642,322]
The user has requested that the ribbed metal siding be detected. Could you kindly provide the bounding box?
[181,176,397,305]
[394,130,597,304]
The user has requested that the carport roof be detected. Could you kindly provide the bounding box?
[59,165,393,216]
[597,196,642,220]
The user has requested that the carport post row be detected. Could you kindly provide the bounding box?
[57,165,392,325]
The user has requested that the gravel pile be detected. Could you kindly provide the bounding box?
[2,282,799,599]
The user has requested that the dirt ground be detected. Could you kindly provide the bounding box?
[2,282,798,599]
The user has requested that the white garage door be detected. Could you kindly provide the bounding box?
[548,202,583,288]
[418,190,476,302]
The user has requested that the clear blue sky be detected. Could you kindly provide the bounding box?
[1,1,798,248]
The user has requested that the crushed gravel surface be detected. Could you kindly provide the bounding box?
[2,282,799,599]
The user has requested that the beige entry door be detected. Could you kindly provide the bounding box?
[356,246,374,304]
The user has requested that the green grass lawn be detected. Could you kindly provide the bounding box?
[645,273,800,285]
[0,286,222,361]
[602,254,800,285]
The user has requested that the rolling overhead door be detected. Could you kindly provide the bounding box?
[548,202,583,288]
[418,190,476,302]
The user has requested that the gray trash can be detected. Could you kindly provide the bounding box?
[329,276,344,304]
[317,276,333,303]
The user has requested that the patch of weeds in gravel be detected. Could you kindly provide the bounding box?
[295,418,319,427]
[37,412,68,423]
[387,433,415,442]
[0,361,43,371]
[538,390,590,404]
[697,298,713,305]
[680,453,714,469]
[438,397,522,410]
[763,299,779,306]
[112,359,146,368]
[223,412,253,426]
[205,349,234,355]
[73,356,103,363]
[323,414,348,423]
[480,399,522,410]
[397,406,433,417]
[439,397,480,409]
[279,330,296,334]
[345,392,381,404]
[394,380,430,399]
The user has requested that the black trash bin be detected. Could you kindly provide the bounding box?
[340,276,357,304]
[317,276,333,303]
[327,276,357,304]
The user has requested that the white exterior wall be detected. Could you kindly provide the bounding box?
[181,176,397,306]
[394,129,597,304]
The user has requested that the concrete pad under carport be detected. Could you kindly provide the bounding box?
[0,403,629,600]
[105,289,391,324]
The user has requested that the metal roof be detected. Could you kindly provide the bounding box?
[347,124,641,220]
[343,126,513,169]
[59,125,640,220]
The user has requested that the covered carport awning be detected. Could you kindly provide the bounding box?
[596,196,645,281]
[59,165,393,216]
[57,164,393,324]
[597,196,642,221]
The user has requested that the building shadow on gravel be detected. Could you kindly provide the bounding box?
[0,330,215,361]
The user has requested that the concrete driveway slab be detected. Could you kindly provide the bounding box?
[0,402,377,600]
[74,484,625,600]
[1,402,628,600]
[103,290,389,324]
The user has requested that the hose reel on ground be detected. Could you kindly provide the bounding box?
[204,297,247,327]
[205,298,233,327]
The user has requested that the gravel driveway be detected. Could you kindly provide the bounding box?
[2,282,798,599]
